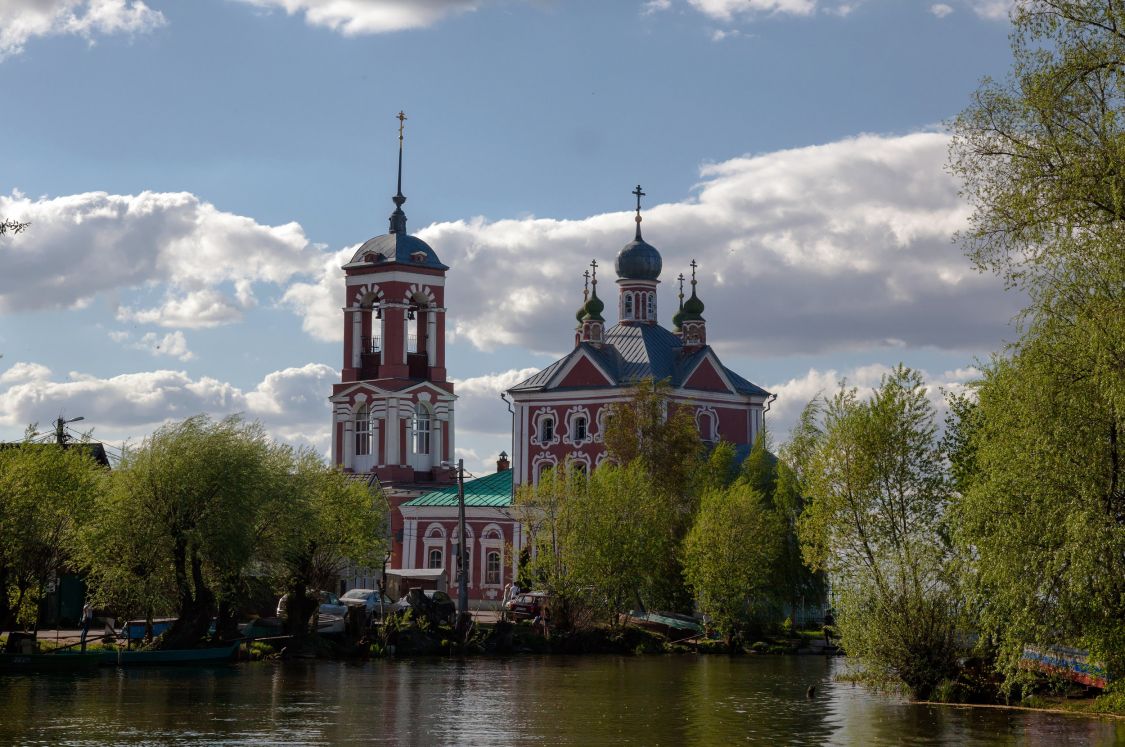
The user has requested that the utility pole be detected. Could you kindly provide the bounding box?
[456,458,470,635]
[54,416,84,446]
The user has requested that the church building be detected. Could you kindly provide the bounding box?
[506,186,774,486]
[331,119,773,607]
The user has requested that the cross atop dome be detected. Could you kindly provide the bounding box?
[390,110,408,234]
[632,184,645,240]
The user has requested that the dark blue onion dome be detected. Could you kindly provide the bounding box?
[615,236,662,280]
[617,185,662,280]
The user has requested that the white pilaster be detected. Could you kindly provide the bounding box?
[351,309,362,368]
[386,397,399,467]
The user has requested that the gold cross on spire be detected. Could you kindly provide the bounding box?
[590,259,599,285]
[397,110,407,142]
[632,184,645,222]
[690,258,698,284]
[583,269,590,301]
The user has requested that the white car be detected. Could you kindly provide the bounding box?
[340,588,394,619]
[276,590,348,619]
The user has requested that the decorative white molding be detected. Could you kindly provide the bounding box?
[530,407,561,447]
[695,406,719,441]
[352,284,385,306]
[562,405,593,446]
[531,452,559,486]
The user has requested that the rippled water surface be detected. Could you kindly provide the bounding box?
[2,656,1121,745]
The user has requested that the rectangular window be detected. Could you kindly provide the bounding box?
[541,417,554,442]
[428,548,443,569]
[355,415,371,456]
[574,416,587,442]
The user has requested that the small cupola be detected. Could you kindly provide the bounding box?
[579,259,606,345]
[681,259,707,352]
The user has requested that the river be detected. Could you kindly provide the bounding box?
[1,656,1120,745]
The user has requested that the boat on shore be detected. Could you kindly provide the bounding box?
[102,641,241,666]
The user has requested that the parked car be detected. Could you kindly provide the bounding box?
[340,588,395,619]
[506,591,549,620]
[389,588,457,624]
[276,590,347,619]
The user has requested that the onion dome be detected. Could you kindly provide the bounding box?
[615,184,662,281]
[672,272,686,330]
[583,284,605,322]
[577,269,591,322]
[682,260,705,320]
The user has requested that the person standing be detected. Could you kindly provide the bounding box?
[79,602,93,652]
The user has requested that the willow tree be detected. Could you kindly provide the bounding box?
[79,415,283,649]
[797,367,957,700]
[0,443,103,636]
[949,0,1125,683]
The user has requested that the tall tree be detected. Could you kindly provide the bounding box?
[0,444,103,636]
[949,0,1125,683]
[798,366,957,699]
[683,480,783,646]
[79,415,281,649]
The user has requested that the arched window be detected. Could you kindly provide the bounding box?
[485,550,501,585]
[647,293,656,320]
[428,548,443,569]
[540,416,555,443]
[573,415,587,442]
[413,404,431,456]
[623,293,633,319]
[355,404,371,456]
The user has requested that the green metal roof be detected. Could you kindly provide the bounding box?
[403,470,513,507]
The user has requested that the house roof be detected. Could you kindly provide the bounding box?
[509,323,770,398]
[403,470,513,507]
[0,441,111,467]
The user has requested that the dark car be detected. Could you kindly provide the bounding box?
[506,591,549,620]
[389,588,457,624]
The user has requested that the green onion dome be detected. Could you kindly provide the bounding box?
[583,287,605,322]
[682,290,705,320]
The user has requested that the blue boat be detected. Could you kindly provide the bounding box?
[101,641,240,666]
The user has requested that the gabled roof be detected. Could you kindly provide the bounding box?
[403,470,513,507]
[509,323,770,398]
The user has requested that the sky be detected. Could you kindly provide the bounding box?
[0,0,1021,473]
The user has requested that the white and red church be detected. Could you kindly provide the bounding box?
[331,127,772,606]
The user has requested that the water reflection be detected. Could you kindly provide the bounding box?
[0,656,1122,745]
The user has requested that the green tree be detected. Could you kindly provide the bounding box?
[0,219,28,236]
[602,379,704,610]
[268,451,386,637]
[514,462,676,624]
[797,366,958,699]
[0,444,103,636]
[683,480,783,646]
[949,0,1125,685]
[79,415,281,648]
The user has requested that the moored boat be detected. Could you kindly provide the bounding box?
[0,651,104,673]
[101,641,240,666]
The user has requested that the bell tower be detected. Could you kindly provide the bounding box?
[330,112,455,483]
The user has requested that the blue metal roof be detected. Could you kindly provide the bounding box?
[509,323,770,398]
[348,232,449,271]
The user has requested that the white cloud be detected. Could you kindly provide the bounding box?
[285,133,1018,358]
[0,190,319,327]
[968,0,1011,19]
[0,0,165,60]
[688,0,816,20]
[452,367,541,436]
[766,363,980,440]
[930,3,954,18]
[109,330,195,361]
[232,0,487,34]
[0,359,339,454]
[642,0,672,14]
